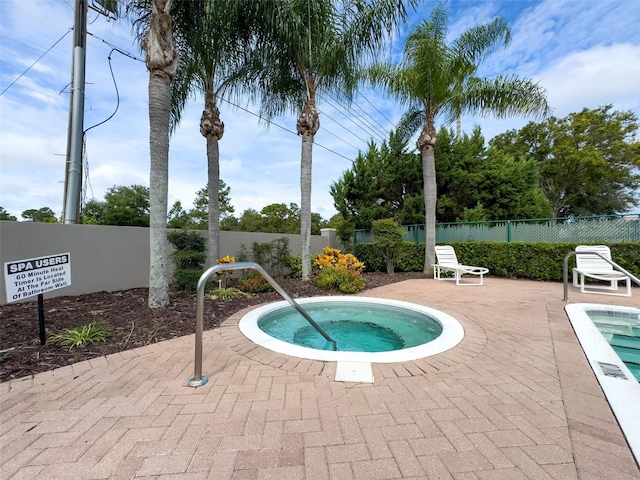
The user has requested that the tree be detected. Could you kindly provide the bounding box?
[331,129,423,230]
[221,203,327,234]
[167,201,192,229]
[83,185,150,226]
[254,0,416,280]
[490,106,640,217]
[189,180,234,229]
[371,218,404,274]
[169,0,259,267]
[435,127,551,222]
[0,207,17,221]
[130,0,180,307]
[332,126,550,229]
[21,207,58,223]
[259,203,300,234]
[364,5,549,273]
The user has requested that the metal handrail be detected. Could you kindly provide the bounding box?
[563,251,640,302]
[188,262,336,387]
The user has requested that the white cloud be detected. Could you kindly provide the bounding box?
[540,44,640,115]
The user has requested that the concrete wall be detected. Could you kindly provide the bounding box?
[0,222,332,304]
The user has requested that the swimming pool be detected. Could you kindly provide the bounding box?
[565,303,640,463]
[586,308,640,381]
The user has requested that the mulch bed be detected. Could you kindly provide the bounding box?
[0,272,425,382]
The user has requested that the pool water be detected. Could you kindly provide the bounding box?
[587,309,640,381]
[259,302,443,352]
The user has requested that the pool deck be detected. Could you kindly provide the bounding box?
[1,277,639,479]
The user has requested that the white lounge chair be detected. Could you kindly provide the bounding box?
[573,245,631,297]
[432,245,488,286]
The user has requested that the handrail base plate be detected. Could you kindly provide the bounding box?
[188,376,208,387]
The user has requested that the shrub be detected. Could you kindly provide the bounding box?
[313,247,364,273]
[237,237,292,277]
[287,254,319,278]
[355,240,640,281]
[171,269,205,293]
[371,218,404,274]
[312,267,365,294]
[335,268,366,294]
[168,231,206,292]
[239,272,275,293]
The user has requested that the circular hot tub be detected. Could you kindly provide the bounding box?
[238,296,464,363]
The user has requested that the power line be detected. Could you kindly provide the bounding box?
[316,106,372,145]
[318,125,360,150]
[219,96,353,162]
[326,90,393,139]
[86,31,144,62]
[318,92,387,144]
[0,28,72,97]
[358,89,396,129]
[84,49,120,133]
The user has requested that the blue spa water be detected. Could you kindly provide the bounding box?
[258,302,443,352]
[587,309,640,382]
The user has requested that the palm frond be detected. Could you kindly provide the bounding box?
[452,17,510,67]
[456,75,551,120]
[397,107,425,143]
[342,0,418,61]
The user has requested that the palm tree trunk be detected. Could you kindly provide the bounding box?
[300,134,313,280]
[297,94,319,281]
[148,74,171,307]
[418,120,437,275]
[146,0,177,308]
[206,137,221,267]
[201,90,224,267]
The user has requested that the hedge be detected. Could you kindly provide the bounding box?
[355,241,640,282]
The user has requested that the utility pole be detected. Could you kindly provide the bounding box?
[62,0,87,224]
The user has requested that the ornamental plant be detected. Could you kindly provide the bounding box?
[371,218,404,274]
[167,231,206,293]
[216,255,235,288]
[238,272,275,293]
[51,321,110,350]
[312,247,366,293]
[313,247,364,273]
[312,267,365,294]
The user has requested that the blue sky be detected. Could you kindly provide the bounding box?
[1,0,639,221]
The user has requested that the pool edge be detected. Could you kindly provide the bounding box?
[238,296,465,364]
[565,303,640,465]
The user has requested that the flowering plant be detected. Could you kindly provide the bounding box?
[238,272,274,293]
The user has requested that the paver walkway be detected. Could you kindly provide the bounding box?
[1,278,638,479]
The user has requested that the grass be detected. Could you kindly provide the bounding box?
[206,287,253,300]
[51,321,111,350]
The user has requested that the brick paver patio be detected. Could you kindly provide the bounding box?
[1,278,638,479]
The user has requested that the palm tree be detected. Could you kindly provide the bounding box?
[365,4,550,274]
[254,0,416,280]
[169,0,258,267]
[129,0,180,307]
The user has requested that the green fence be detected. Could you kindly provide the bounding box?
[354,214,640,244]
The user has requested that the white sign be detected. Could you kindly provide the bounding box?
[4,253,71,303]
